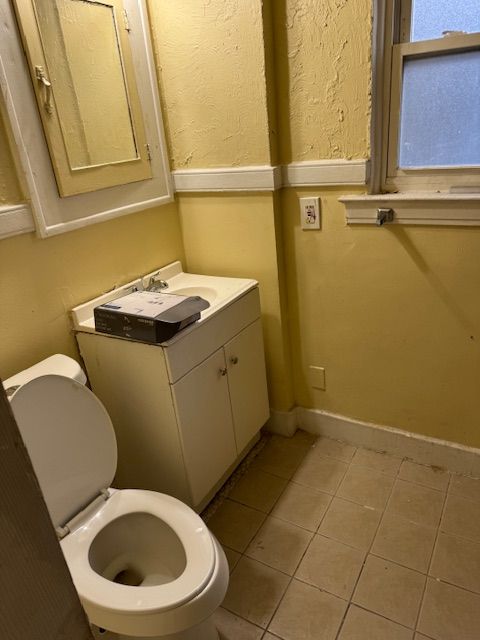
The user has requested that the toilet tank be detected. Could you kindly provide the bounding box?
[3,354,87,396]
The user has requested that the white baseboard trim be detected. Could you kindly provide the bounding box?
[265,409,299,437]
[297,407,480,477]
[0,204,34,239]
[282,159,370,188]
[172,159,369,193]
[265,406,480,476]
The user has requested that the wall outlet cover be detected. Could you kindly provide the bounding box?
[300,197,320,230]
[308,365,326,390]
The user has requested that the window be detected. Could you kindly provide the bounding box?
[380,0,480,192]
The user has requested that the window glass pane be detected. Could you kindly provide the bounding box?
[398,50,480,168]
[411,0,480,41]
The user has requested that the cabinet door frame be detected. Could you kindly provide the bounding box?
[0,0,173,237]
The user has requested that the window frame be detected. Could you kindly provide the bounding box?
[375,0,480,194]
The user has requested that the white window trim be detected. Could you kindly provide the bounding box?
[343,0,480,226]
[0,0,173,239]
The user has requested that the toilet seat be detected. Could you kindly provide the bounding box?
[61,488,216,615]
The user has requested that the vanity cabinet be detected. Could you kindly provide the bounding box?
[74,287,269,511]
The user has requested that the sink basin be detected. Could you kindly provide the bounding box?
[142,262,257,322]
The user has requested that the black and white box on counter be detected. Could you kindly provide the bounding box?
[94,290,210,344]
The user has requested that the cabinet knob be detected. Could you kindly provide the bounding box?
[230,356,239,365]
[219,367,228,376]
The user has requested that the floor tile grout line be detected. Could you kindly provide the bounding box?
[393,475,449,495]
[348,602,421,633]
[412,468,452,635]
[333,453,405,640]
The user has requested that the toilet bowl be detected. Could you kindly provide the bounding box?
[8,361,229,640]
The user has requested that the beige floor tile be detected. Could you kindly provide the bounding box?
[441,493,480,542]
[293,451,348,494]
[318,497,382,551]
[222,557,289,628]
[418,577,480,640]
[338,605,414,640]
[271,481,332,531]
[252,433,313,479]
[213,607,264,640]
[222,546,241,573]
[337,465,395,510]
[296,534,365,599]
[387,479,444,528]
[269,579,347,640]
[352,448,403,477]
[229,467,288,513]
[371,512,436,573]
[399,460,450,492]
[246,516,313,575]
[209,500,265,552]
[353,555,425,628]
[415,635,433,640]
[263,635,281,640]
[292,429,318,446]
[310,437,356,463]
[449,474,480,503]
[430,532,480,594]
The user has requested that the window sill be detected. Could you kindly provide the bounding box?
[340,192,480,226]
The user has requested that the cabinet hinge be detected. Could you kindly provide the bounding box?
[145,143,152,161]
[123,9,131,32]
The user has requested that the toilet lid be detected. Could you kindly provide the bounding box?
[10,375,117,529]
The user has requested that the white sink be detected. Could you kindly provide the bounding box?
[71,261,257,333]
[142,263,257,321]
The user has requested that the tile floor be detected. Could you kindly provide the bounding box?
[207,430,480,640]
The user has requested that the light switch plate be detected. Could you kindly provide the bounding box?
[300,197,320,229]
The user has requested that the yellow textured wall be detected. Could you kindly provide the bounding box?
[0,203,184,380]
[273,0,371,163]
[178,193,294,412]
[283,188,480,447]
[148,0,271,169]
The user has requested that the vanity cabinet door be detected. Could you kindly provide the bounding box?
[224,319,270,453]
[171,348,237,507]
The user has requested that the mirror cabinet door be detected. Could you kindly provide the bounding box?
[12,0,152,197]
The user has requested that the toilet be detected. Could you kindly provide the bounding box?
[5,356,229,640]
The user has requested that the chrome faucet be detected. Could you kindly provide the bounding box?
[147,274,169,291]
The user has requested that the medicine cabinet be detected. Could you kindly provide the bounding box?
[0,0,172,237]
